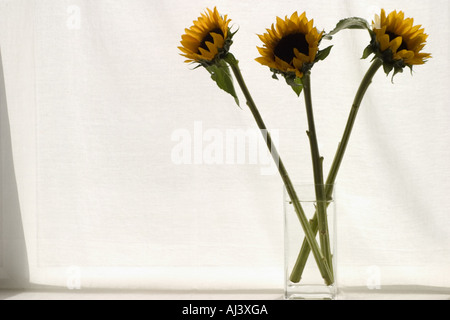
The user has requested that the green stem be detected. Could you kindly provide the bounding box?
[225,53,333,285]
[302,74,333,275]
[290,58,383,283]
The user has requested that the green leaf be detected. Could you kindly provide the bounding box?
[291,84,303,97]
[206,62,240,107]
[286,76,303,97]
[324,17,371,40]
[391,66,404,83]
[383,63,394,76]
[315,45,333,62]
[361,45,374,59]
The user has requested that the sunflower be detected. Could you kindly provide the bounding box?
[256,12,324,79]
[369,9,431,70]
[179,7,233,65]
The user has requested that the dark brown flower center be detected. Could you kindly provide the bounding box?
[199,28,223,53]
[386,31,408,51]
[274,33,309,64]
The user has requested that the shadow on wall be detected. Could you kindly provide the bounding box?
[0,48,30,291]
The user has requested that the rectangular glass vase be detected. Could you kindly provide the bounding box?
[284,184,337,300]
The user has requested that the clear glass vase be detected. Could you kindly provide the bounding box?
[284,184,337,300]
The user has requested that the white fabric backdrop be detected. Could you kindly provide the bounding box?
[0,0,449,295]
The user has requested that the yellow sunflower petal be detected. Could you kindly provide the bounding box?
[396,18,413,35]
[389,36,403,52]
[290,12,299,23]
[306,19,314,32]
[379,34,390,51]
[205,41,218,56]
[210,32,225,48]
[277,16,289,35]
[286,19,297,34]
[257,46,272,57]
[380,9,387,26]
[178,46,194,54]
[293,48,310,63]
[198,47,214,60]
[274,56,293,70]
